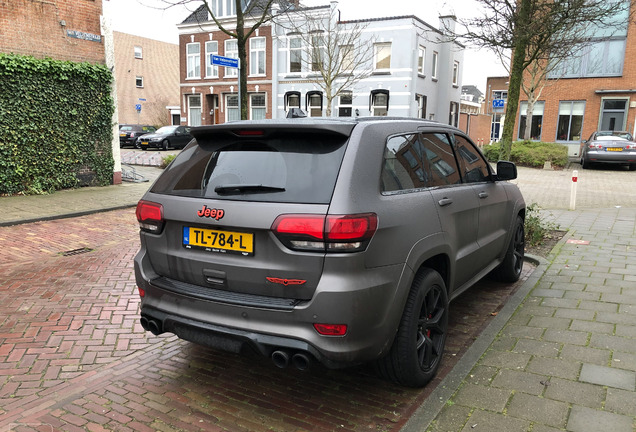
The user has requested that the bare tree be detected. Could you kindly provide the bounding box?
[155,0,290,120]
[451,0,634,159]
[275,5,375,116]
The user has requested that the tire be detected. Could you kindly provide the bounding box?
[162,139,169,151]
[491,216,525,282]
[581,157,590,169]
[375,268,449,388]
[628,164,636,171]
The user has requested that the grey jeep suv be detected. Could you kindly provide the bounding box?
[134,118,526,387]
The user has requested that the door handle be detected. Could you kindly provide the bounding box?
[478,192,489,199]
[438,198,453,207]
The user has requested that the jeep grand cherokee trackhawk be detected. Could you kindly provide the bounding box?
[134,118,526,387]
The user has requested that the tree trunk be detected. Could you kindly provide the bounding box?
[499,0,531,161]
[523,97,535,141]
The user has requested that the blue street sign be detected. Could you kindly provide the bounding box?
[493,99,505,109]
[135,104,142,112]
[138,98,147,101]
[211,54,239,68]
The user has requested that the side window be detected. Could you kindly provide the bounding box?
[420,133,460,187]
[453,135,491,183]
[382,134,424,192]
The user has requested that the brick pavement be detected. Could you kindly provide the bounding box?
[0,209,533,432]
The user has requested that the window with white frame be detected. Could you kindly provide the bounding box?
[250,37,266,76]
[134,46,143,59]
[188,94,202,126]
[250,93,266,120]
[452,61,459,86]
[289,36,302,73]
[374,42,392,71]
[339,44,354,72]
[211,0,238,17]
[432,51,438,79]
[284,91,300,114]
[205,41,219,78]
[338,91,353,117]
[311,33,325,72]
[518,101,545,140]
[186,43,201,79]
[371,90,389,116]
[307,91,323,117]
[449,101,459,127]
[556,101,585,141]
[418,45,425,75]
[135,76,143,88]
[224,39,238,77]
[226,94,239,122]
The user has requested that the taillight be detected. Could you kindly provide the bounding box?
[313,323,347,336]
[136,200,164,233]
[271,213,377,252]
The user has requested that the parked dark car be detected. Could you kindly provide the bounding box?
[580,130,636,170]
[138,125,192,150]
[119,124,156,148]
[134,118,526,387]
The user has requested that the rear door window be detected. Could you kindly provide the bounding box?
[151,133,348,204]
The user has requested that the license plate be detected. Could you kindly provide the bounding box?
[607,147,623,152]
[120,133,126,137]
[183,227,254,256]
[141,141,148,146]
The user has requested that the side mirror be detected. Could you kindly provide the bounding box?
[496,160,517,180]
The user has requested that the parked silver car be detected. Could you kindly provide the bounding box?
[134,118,526,387]
[580,130,636,170]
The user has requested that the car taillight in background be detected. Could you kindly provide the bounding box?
[271,213,377,252]
[136,200,164,233]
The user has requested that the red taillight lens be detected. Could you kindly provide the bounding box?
[137,287,145,298]
[271,213,377,252]
[313,323,347,336]
[136,200,164,233]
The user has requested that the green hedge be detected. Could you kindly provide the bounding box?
[0,53,114,195]
[482,140,569,168]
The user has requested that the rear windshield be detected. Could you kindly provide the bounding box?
[150,134,349,204]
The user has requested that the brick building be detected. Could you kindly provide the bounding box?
[486,2,636,158]
[0,0,104,63]
[114,32,180,127]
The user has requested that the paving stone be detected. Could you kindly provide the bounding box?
[579,363,636,391]
[554,308,595,321]
[512,339,561,358]
[596,311,636,326]
[544,377,605,408]
[605,387,636,417]
[527,316,572,330]
[531,289,565,298]
[563,290,600,301]
[506,392,569,428]
[452,383,512,412]
[427,404,471,432]
[465,365,498,386]
[526,356,581,380]
[578,300,619,313]
[615,324,636,338]
[539,297,580,309]
[611,351,636,372]
[459,409,530,432]
[542,328,589,346]
[569,319,615,335]
[559,345,611,366]
[590,334,636,354]
[490,369,547,396]
[566,405,634,432]
[500,324,544,340]
[479,350,531,370]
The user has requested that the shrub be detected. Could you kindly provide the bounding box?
[0,54,114,195]
[525,203,560,246]
[161,154,177,169]
[483,141,569,168]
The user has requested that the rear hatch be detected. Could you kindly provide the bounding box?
[140,121,356,302]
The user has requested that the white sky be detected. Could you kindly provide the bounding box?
[103,0,508,93]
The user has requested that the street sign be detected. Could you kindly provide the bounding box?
[493,98,505,110]
[135,104,142,112]
[211,54,239,68]
[138,98,146,102]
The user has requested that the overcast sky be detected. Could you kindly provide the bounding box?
[103,0,508,92]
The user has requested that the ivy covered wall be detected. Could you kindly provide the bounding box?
[0,53,115,195]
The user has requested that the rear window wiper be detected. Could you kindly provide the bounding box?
[214,184,286,194]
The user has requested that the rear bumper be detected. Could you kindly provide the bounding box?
[585,150,636,164]
[134,249,409,368]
